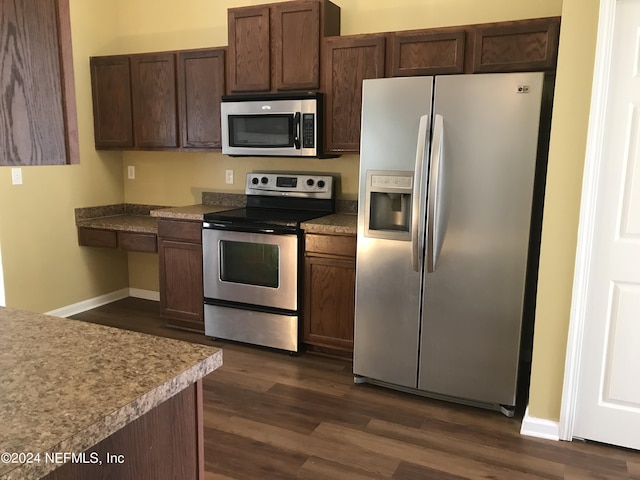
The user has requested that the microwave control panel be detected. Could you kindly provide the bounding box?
[302,114,315,149]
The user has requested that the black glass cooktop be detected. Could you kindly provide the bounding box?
[203,207,327,229]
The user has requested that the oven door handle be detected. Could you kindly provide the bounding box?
[293,112,301,150]
[203,222,297,235]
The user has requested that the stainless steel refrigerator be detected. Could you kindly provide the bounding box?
[353,73,550,414]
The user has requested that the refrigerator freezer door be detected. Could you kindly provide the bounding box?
[354,77,433,388]
[418,72,545,406]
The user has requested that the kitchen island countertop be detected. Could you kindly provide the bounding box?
[0,308,222,480]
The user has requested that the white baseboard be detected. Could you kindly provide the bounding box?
[520,406,560,441]
[129,288,160,301]
[46,288,159,318]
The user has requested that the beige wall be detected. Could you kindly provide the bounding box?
[0,0,599,423]
[114,0,563,290]
[528,0,600,421]
[0,1,129,312]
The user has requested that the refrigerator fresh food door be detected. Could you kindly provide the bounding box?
[418,72,545,406]
[354,76,433,388]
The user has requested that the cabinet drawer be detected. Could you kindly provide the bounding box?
[77,228,117,248]
[117,231,157,253]
[157,219,202,243]
[305,234,356,257]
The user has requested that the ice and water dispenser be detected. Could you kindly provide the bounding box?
[364,170,413,241]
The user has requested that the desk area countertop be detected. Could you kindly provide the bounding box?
[74,193,248,234]
[0,308,222,480]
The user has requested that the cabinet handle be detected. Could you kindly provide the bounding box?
[293,112,301,149]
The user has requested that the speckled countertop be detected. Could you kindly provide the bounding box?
[151,192,246,221]
[76,214,158,233]
[75,194,247,232]
[301,213,357,235]
[75,196,357,235]
[150,204,234,221]
[0,308,222,480]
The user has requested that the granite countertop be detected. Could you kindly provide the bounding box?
[150,204,234,221]
[0,308,222,480]
[76,214,158,233]
[75,194,247,233]
[75,204,164,234]
[301,213,357,235]
[74,196,356,235]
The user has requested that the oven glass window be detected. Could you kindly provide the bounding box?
[219,241,279,288]
[228,114,294,148]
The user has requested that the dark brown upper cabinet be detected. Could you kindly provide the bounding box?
[177,49,226,149]
[469,17,560,73]
[227,0,340,93]
[387,29,466,77]
[227,5,271,92]
[90,48,226,151]
[90,56,134,148]
[386,17,560,78]
[322,35,386,154]
[1,0,78,165]
[130,53,178,148]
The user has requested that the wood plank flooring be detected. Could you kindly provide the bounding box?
[70,297,640,480]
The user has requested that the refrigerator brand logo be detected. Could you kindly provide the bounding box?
[516,85,530,94]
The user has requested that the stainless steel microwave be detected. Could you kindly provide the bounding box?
[221,92,322,157]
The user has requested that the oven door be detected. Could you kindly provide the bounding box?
[202,227,299,311]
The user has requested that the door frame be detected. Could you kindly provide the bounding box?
[559,0,618,441]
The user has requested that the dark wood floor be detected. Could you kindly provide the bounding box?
[70,297,640,480]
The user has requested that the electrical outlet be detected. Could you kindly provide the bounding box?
[11,168,23,185]
[127,166,135,179]
[225,169,234,184]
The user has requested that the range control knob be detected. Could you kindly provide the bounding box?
[317,180,326,189]
[261,176,268,184]
[306,178,315,187]
[251,177,259,185]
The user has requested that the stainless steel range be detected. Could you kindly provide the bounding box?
[202,172,335,353]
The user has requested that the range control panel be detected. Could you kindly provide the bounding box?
[246,173,334,199]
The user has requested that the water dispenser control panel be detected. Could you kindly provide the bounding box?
[365,170,414,241]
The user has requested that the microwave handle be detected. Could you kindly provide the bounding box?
[293,112,301,149]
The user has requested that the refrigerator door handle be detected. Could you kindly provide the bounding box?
[412,114,430,272]
[427,114,444,273]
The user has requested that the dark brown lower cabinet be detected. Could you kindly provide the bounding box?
[77,227,157,253]
[43,381,204,480]
[158,219,204,332]
[303,233,356,355]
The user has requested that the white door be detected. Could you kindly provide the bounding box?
[572,0,640,450]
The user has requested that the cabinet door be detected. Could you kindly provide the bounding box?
[272,1,320,91]
[90,56,133,148]
[159,238,204,332]
[158,219,204,332]
[177,49,226,149]
[228,6,271,93]
[304,255,356,352]
[470,17,560,73]
[130,53,178,148]
[322,35,386,153]
[388,30,465,77]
